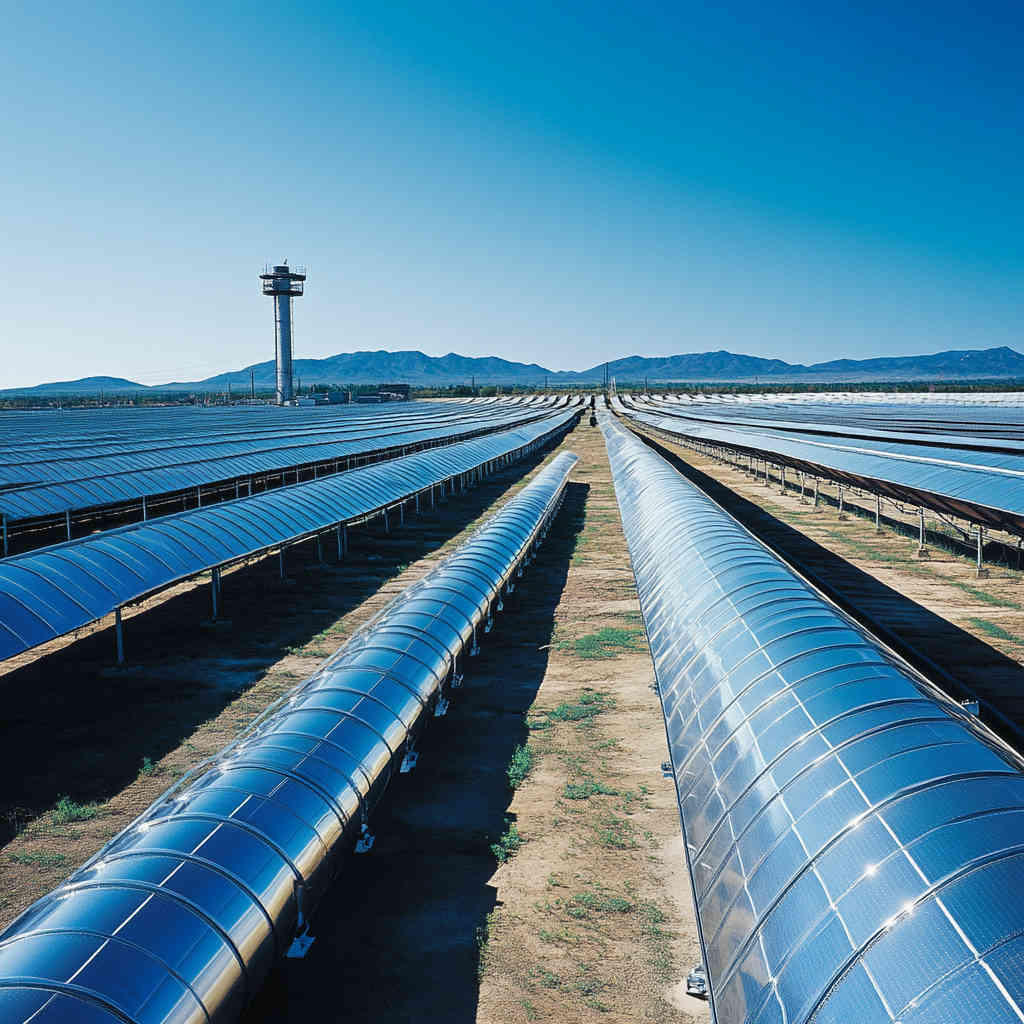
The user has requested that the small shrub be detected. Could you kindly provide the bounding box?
[51,796,99,825]
[491,819,524,863]
[546,690,614,724]
[508,744,535,790]
[563,777,618,800]
[575,892,632,913]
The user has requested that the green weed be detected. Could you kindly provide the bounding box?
[508,743,535,790]
[8,850,67,868]
[491,819,524,863]
[563,777,618,801]
[51,796,99,825]
[561,627,644,660]
[969,617,1017,642]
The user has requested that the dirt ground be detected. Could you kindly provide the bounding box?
[636,428,1024,743]
[1,421,710,1023]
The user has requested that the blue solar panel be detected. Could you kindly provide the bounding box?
[602,411,1024,1024]
[0,409,576,663]
[0,398,570,522]
[615,396,1024,535]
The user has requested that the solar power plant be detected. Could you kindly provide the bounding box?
[0,397,575,551]
[616,394,1024,537]
[3,394,1024,1024]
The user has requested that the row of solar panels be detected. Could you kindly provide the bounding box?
[0,395,558,451]
[616,397,1024,536]
[632,394,1024,447]
[0,451,578,1023]
[0,398,566,470]
[0,399,574,523]
[0,409,578,664]
[603,411,1024,1024]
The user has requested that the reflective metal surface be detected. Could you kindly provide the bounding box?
[0,451,578,1023]
[0,397,572,523]
[0,409,577,663]
[601,411,1024,1024]
[614,395,1024,536]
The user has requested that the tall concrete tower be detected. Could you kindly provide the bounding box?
[260,262,306,405]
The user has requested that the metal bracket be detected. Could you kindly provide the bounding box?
[286,926,315,958]
[400,749,419,773]
[434,696,450,718]
[355,823,375,854]
[661,761,674,779]
[485,616,494,634]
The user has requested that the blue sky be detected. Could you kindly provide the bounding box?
[1,1,1022,385]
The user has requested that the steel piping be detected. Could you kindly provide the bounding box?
[601,412,1024,1024]
[0,451,578,1023]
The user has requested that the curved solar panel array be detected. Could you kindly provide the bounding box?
[0,408,577,663]
[602,412,1024,1024]
[0,450,578,1024]
[0,398,571,524]
[615,396,1024,535]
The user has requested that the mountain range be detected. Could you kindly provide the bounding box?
[5,346,1024,395]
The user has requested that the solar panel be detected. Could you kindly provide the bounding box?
[0,408,578,663]
[603,411,1024,1024]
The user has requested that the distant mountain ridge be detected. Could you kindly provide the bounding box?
[4,346,1024,395]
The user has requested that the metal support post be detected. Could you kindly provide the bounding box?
[279,548,287,578]
[875,493,881,532]
[211,567,221,620]
[142,495,148,521]
[2,514,7,556]
[65,510,72,541]
[976,527,989,578]
[916,508,929,558]
[197,486,202,508]
[336,525,343,560]
[838,485,846,520]
[115,607,125,665]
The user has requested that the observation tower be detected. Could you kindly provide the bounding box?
[260,262,306,405]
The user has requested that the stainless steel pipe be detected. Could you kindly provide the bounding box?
[0,452,578,1023]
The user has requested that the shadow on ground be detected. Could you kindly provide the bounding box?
[243,480,588,1024]
[0,445,564,845]
[637,432,1024,747]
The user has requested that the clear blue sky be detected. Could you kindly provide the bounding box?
[2,1,1022,385]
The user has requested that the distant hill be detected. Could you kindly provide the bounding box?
[181,350,554,390]
[3,346,1023,395]
[5,375,147,395]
